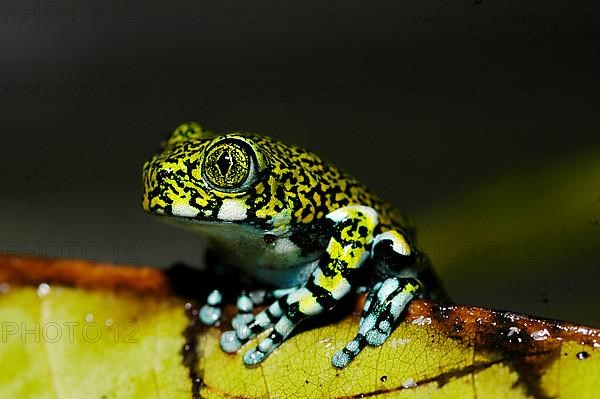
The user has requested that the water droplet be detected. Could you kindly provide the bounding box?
[105,318,114,327]
[85,313,94,323]
[402,377,417,388]
[37,283,51,297]
[577,351,590,360]
[531,328,550,341]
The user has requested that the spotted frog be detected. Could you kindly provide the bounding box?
[142,122,444,368]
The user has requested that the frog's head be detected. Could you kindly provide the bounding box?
[142,122,291,230]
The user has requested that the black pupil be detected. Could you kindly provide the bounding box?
[216,151,232,176]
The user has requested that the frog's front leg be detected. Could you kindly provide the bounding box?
[332,230,422,368]
[200,287,298,327]
[220,205,379,366]
[230,287,299,330]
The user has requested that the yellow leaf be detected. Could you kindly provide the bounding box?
[1,255,599,398]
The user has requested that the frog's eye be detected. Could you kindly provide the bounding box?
[202,139,261,191]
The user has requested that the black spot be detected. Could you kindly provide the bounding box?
[358,225,368,238]
[305,380,309,384]
[380,375,388,382]
[577,351,590,360]
[263,234,277,244]
[372,239,415,271]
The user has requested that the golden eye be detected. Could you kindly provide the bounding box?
[202,139,258,191]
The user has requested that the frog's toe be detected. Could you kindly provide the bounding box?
[199,289,223,326]
[232,292,255,330]
[332,335,365,368]
[231,313,254,331]
[243,348,266,366]
[220,330,243,353]
[332,350,351,369]
[199,304,222,325]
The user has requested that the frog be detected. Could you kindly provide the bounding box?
[142,122,445,369]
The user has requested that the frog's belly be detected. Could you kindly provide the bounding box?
[167,218,322,287]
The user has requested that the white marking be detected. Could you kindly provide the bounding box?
[217,199,248,221]
[172,204,200,218]
[254,313,272,328]
[258,338,274,352]
[236,295,253,312]
[373,231,411,256]
[220,331,242,353]
[332,279,351,300]
[207,290,222,305]
[85,313,94,323]
[346,339,360,352]
[379,320,391,332]
[378,278,400,302]
[314,269,351,300]
[273,238,300,257]
[326,205,378,224]
[269,301,283,318]
[390,291,413,317]
[359,314,378,335]
[531,328,550,341]
[275,316,294,336]
[287,287,311,304]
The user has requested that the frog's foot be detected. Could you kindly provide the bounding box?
[221,283,334,366]
[231,292,255,330]
[220,286,299,352]
[230,287,296,330]
[332,277,421,369]
[199,289,223,326]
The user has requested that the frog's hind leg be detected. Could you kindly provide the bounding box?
[332,230,421,368]
[332,276,421,368]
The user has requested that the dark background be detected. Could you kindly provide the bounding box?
[1,1,599,323]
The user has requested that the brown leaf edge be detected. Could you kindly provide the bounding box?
[1,253,599,399]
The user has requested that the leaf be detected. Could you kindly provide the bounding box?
[0,256,192,399]
[198,299,600,398]
[1,255,600,398]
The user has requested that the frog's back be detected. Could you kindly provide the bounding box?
[258,135,416,240]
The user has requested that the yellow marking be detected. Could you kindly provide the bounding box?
[255,182,265,194]
[312,192,322,207]
[386,230,412,256]
[327,240,343,260]
[299,295,320,315]
[315,272,345,293]
[402,282,419,294]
